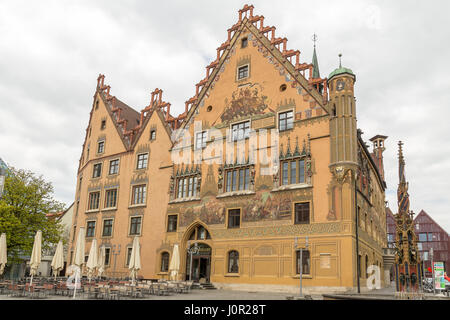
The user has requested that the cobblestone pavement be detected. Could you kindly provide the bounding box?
[0,289,323,300]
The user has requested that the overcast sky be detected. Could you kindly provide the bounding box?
[1,0,449,232]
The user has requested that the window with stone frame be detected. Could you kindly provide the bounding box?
[97,141,105,154]
[104,188,117,208]
[231,120,250,141]
[278,110,294,132]
[241,37,248,48]
[161,252,169,272]
[296,249,310,275]
[150,130,156,141]
[294,202,310,224]
[109,159,119,175]
[104,248,111,266]
[136,153,148,170]
[225,166,251,192]
[126,247,133,266]
[228,209,241,228]
[237,65,249,80]
[195,131,207,150]
[228,250,239,273]
[131,185,146,205]
[88,191,100,210]
[281,158,305,186]
[167,215,178,232]
[102,219,113,237]
[86,221,96,237]
[129,216,142,235]
[92,163,102,178]
[176,175,199,199]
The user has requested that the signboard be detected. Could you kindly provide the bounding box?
[434,262,445,290]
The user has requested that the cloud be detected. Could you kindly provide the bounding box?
[0,0,449,232]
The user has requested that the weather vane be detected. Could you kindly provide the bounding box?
[338,53,342,68]
[312,33,318,48]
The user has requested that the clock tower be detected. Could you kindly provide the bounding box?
[328,54,358,177]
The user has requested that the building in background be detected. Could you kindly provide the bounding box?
[0,157,9,198]
[414,210,450,277]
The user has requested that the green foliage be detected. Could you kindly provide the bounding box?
[0,167,65,264]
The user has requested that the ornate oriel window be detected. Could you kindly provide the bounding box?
[296,249,310,275]
[225,166,251,192]
[228,251,239,273]
[174,165,201,199]
[277,136,312,187]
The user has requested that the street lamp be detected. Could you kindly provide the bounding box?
[187,241,199,281]
[111,244,121,279]
[294,236,309,298]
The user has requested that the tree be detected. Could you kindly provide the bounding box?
[0,167,65,264]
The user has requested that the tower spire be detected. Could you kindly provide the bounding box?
[311,34,320,79]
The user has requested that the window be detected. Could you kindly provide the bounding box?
[129,216,142,235]
[423,251,429,261]
[387,233,394,243]
[418,233,427,242]
[126,247,133,266]
[150,130,156,140]
[225,167,250,192]
[237,65,249,80]
[228,209,241,228]
[295,202,310,224]
[241,37,248,48]
[187,225,211,240]
[78,177,82,191]
[92,163,102,178]
[72,226,76,241]
[86,221,96,237]
[296,250,310,275]
[176,175,199,199]
[101,120,106,130]
[104,189,117,208]
[104,248,111,266]
[427,233,433,242]
[195,131,207,149]
[417,242,422,250]
[131,185,146,205]
[102,219,113,237]
[228,251,239,273]
[136,153,148,170]
[88,192,100,210]
[109,159,119,175]
[278,111,293,131]
[281,159,306,185]
[97,141,105,154]
[167,215,178,232]
[231,121,250,141]
[161,252,169,272]
[365,256,369,278]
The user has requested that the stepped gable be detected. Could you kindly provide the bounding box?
[179,4,329,132]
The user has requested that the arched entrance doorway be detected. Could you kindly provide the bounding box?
[185,224,212,283]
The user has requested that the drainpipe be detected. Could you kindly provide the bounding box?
[355,174,361,293]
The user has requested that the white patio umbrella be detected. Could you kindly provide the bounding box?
[128,236,141,285]
[169,244,180,281]
[29,230,42,287]
[86,239,98,282]
[0,233,7,275]
[97,245,105,278]
[71,227,85,299]
[51,240,64,279]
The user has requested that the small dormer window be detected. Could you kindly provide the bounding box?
[237,65,249,80]
[150,130,156,141]
[97,141,105,154]
[101,120,106,130]
[241,37,248,48]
